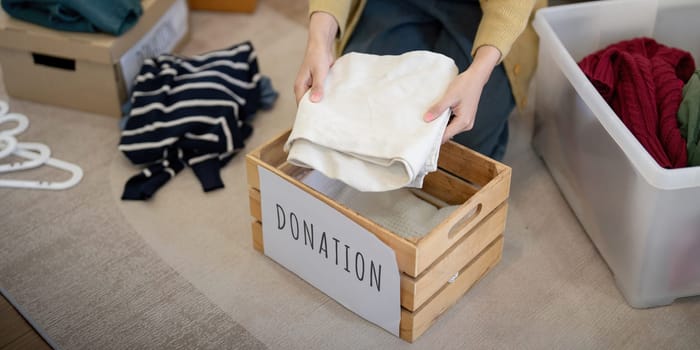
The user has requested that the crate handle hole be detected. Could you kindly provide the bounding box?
[447,203,482,239]
[32,53,76,71]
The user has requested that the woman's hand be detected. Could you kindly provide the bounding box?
[423,45,501,143]
[294,11,339,104]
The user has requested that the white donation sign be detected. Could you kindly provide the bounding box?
[258,166,400,336]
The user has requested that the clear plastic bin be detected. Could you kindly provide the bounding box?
[532,0,700,308]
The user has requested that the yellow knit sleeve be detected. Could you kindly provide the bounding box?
[473,0,537,62]
[309,0,353,39]
[309,0,366,56]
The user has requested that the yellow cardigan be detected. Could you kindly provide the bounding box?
[308,0,547,111]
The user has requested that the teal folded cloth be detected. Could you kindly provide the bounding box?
[678,70,700,167]
[1,0,142,36]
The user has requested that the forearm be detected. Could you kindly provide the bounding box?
[307,11,339,50]
[468,45,501,86]
[309,0,354,42]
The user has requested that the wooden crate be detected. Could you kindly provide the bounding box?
[246,130,511,342]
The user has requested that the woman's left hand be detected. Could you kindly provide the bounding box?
[423,45,502,143]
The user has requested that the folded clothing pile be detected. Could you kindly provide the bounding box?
[578,37,696,168]
[301,170,458,239]
[1,0,143,35]
[285,51,458,192]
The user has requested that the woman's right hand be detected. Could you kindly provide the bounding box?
[294,11,339,104]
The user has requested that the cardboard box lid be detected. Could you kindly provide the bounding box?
[0,0,175,64]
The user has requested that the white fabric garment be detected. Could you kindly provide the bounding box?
[301,170,458,239]
[285,51,458,192]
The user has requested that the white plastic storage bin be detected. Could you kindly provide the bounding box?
[532,0,700,308]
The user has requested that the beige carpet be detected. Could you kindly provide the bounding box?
[0,74,265,349]
[2,1,700,349]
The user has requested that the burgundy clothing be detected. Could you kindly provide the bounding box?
[579,37,695,168]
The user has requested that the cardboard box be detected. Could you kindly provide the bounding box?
[246,130,511,342]
[187,0,257,13]
[0,0,189,117]
[532,0,700,308]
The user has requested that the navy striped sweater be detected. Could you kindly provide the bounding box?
[119,41,261,200]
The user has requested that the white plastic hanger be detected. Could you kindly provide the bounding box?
[0,109,51,172]
[0,134,17,159]
[0,141,51,173]
[0,100,83,190]
[0,148,83,190]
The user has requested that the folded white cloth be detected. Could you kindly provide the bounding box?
[285,51,458,192]
[301,170,458,239]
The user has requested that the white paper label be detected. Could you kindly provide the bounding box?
[120,0,189,95]
[258,166,400,336]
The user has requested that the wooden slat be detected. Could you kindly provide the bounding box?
[278,161,310,180]
[401,203,507,311]
[399,236,504,343]
[258,129,291,166]
[422,169,478,205]
[245,129,291,191]
[411,166,509,276]
[251,220,263,253]
[245,153,262,190]
[249,187,261,221]
[438,141,507,187]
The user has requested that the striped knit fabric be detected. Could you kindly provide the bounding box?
[579,37,695,169]
[119,42,261,200]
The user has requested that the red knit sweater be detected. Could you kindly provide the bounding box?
[579,37,695,168]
